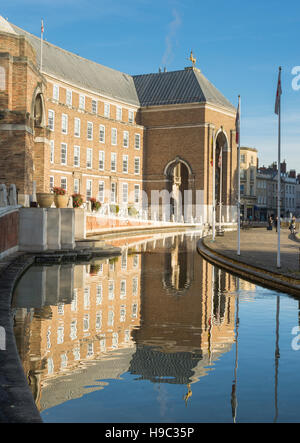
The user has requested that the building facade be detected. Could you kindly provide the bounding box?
[0,16,238,223]
[240,147,257,220]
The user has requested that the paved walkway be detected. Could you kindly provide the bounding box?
[203,227,300,280]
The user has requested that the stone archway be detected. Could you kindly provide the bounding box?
[164,157,192,222]
[215,131,228,223]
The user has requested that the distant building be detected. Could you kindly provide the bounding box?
[240,147,257,220]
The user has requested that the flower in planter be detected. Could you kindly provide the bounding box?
[90,197,101,212]
[72,193,84,208]
[52,186,66,195]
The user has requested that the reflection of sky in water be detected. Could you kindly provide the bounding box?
[12,233,300,423]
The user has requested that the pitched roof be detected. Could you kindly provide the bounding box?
[3,16,235,111]
[133,68,236,110]
[9,21,140,106]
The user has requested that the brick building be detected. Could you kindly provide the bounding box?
[0,16,238,223]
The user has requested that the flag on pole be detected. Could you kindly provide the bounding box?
[235,99,240,144]
[275,67,282,115]
[41,19,44,34]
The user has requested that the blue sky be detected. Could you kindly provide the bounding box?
[2,0,300,171]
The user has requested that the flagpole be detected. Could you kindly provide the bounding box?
[212,129,216,241]
[237,96,241,256]
[276,67,282,269]
[40,19,44,72]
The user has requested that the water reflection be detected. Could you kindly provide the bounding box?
[12,234,240,417]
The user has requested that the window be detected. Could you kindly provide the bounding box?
[84,287,90,309]
[111,128,117,145]
[120,280,126,299]
[111,183,116,203]
[57,326,64,344]
[99,151,105,170]
[48,110,54,131]
[241,154,246,163]
[128,110,134,123]
[134,184,140,204]
[92,99,97,114]
[108,281,114,300]
[132,303,138,318]
[83,314,89,331]
[104,102,110,117]
[87,121,93,140]
[53,84,59,101]
[112,332,118,348]
[86,179,92,199]
[111,153,117,172]
[74,178,79,194]
[50,140,54,163]
[240,169,246,179]
[70,320,77,340]
[133,277,138,296]
[96,284,103,305]
[50,176,54,191]
[240,184,244,195]
[134,157,140,175]
[133,254,139,268]
[61,113,68,134]
[74,117,80,137]
[98,181,104,203]
[120,307,126,322]
[99,125,105,143]
[135,133,140,150]
[123,155,128,173]
[96,311,102,330]
[61,177,67,190]
[66,89,72,106]
[61,143,67,165]
[123,131,129,148]
[107,310,114,327]
[79,94,85,110]
[71,289,77,311]
[116,106,122,121]
[74,145,80,167]
[122,183,128,204]
[86,148,93,169]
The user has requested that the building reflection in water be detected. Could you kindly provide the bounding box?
[12,233,239,413]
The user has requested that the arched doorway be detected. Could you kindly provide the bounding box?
[165,158,191,222]
[215,131,228,223]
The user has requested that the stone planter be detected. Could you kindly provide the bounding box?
[36,193,54,208]
[54,194,69,208]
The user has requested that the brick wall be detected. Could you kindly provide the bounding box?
[0,210,19,255]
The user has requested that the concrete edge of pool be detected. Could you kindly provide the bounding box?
[0,243,123,423]
[197,237,300,297]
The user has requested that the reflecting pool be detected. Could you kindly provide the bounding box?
[12,233,300,423]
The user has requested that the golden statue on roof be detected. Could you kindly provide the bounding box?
[189,51,196,67]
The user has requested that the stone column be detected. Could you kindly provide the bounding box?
[19,207,47,251]
[46,208,61,250]
[60,208,75,249]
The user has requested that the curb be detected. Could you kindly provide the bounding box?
[197,238,300,298]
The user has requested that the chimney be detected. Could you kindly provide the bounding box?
[164,67,167,73]
[281,160,286,174]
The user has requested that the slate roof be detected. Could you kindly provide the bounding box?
[3,17,235,111]
[9,22,140,106]
[133,68,236,110]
